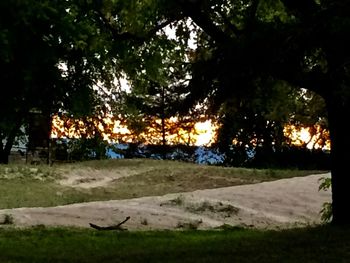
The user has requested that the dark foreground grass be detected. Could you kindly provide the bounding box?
[0,225,349,263]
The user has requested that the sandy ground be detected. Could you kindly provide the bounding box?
[0,173,331,231]
[58,167,144,189]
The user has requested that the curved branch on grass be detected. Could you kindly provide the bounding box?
[89,216,130,231]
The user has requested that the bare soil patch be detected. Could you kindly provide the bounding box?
[0,173,331,230]
[58,167,143,189]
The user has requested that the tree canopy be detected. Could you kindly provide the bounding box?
[0,0,121,163]
[97,0,348,224]
[149,0,348,224]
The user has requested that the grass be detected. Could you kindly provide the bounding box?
[0,159,337,262]
[0,225,349,262]
[0,214,14,225]
[0,158,328,209]
[186,201,240,217]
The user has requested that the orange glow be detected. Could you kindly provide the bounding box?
[51,115,217,146]
[194,120,217,146]
[284,125,331,150]
[51,115,330,149]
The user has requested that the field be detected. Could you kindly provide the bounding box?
[0,158,343,262]
[0,158,326,208]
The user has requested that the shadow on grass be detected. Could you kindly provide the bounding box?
[0,224,349,262]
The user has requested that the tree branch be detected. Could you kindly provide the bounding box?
[96,8,184,44]
[89,216,130,231]
[215,9,240,37]
[176,0,234,45]
[280,0,319,18]
[244,0,259,33]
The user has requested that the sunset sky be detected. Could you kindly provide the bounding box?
[51,115,330,150]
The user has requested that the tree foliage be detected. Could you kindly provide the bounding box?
[149,0,348,224]
[94,0,349,224]
[0,0,121,163]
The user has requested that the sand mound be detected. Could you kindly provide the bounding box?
[0,173,331,230]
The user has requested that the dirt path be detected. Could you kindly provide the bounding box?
[58,167,144,188]
[0,173,331,230]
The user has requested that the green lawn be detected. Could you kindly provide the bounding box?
[0,225,349,262]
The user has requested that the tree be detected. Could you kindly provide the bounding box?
[215,80,285,166]
[0,0,121,163]
[214,79,329,167]
[285,89,329,150]
[110,15,202,152]
[95,0,348,224]
[155,0,348,224]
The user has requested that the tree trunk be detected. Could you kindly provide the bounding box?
[161,86,167,160]
[0,124,22,164]
[0,151,9,164]
[0,141,12,164]
[325,89,350,225]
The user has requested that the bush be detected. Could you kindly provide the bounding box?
[318,176,332,223]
